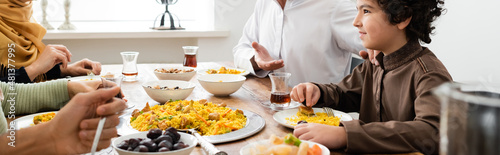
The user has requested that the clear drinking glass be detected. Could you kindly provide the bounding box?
[120,51,139,82]
[269,72,292,110]
[433,82,500,155]
[182,46,198,67]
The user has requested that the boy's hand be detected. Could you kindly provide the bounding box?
[293,123,347,149]
[290,83,321,107]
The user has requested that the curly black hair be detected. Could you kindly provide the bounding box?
[377,0,445,44]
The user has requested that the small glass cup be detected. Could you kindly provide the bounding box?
[269,72,292,110]
[182,46,198,67]
[120,51,139,82]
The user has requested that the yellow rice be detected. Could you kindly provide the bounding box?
[285,112,341,127]
[130,100,247,136]
[206,67,242,74]
[33,112,56,125]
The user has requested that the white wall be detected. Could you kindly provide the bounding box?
[427,0,500,83]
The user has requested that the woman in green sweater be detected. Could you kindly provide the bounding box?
[0,80,125,154]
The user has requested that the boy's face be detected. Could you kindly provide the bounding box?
[353,0,407,53]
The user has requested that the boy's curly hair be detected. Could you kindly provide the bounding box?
[377,0,445,44]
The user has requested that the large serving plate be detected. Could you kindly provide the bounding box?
[117,109,265,144]
[12,111,58,130]
[240,139,330,155]
[273,108,353,129]
[197,67,250,76]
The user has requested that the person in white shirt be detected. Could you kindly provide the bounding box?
[233,0,369,86]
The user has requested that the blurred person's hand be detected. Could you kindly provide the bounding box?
[25,44,72,81]
[252,42,284,71]
[61,58,102,77]
[49,86,126,154]
[67,79,123,98]
[359,49,381,66]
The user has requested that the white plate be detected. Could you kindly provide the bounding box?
[197,67,250,76]
[68,75,101,81]
[240,139,330,155]
[117,109,265,144]
[12,111,58,130]
[273,108,353,129]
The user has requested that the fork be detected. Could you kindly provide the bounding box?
[322,107,336,117]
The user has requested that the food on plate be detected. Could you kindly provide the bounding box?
[206,67,242,74]
[33,112,56,125]
[115,127,189,152]
[130,100,247,136]
[298,106,314,116]
[246,134,322,155]
[285,110,340,127]
[101,72,115,78]
[147,85,181,90]
[155,68,194,73]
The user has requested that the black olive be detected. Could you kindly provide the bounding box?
[154,135,173,144]
[128,138,140,149]
[147,128,163,139]
[173,142,189,150]
[158,140,173,150]
[158,147,170,152]
[134,145,149,152]
[149,143,157,152]
[297,120,308,124]
[117,141,129,150]
[139,139,155,150]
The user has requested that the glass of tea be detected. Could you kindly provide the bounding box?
[182,46,198,67]
[269,72,292,110]
[120,51,139,82]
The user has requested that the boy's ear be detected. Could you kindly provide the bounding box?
[396,16,412,30]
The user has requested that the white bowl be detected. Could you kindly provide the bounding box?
[142,80,195,104]
[112,132,198,155]
[197,74,246,96]
[154,67,196,81]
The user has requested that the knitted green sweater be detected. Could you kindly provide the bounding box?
[0,79,69,134]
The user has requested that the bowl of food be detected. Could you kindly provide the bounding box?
[113,127,197,155]
[197,74,246,96]
[154,67,196,81]
[240,134,329,155]
[142,80,195,104]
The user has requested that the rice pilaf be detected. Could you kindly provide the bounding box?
[130,100,247,136]
[285,112,341,127]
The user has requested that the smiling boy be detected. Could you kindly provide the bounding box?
[290,0,451,154]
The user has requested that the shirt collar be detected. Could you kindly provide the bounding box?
[377,40,426,71]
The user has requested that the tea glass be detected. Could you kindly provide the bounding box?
[120,51,139,82]
[182,46,198,68]
[433,82,500,155]
[269,72,292,110]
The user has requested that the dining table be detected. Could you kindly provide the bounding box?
[7,62,424,155]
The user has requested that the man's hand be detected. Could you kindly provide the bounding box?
[25,44,72,81]
[61,58,102,77]
[49,86,126,154]
[252,42,284,71]
[359,49,381,66]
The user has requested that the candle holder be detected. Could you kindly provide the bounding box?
[58,0,76,30]
[40,0,54,30]
[151,0,185,30]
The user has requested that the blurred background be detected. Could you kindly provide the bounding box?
[31,0,500,83]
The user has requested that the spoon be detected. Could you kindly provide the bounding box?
[179,128,227,155]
